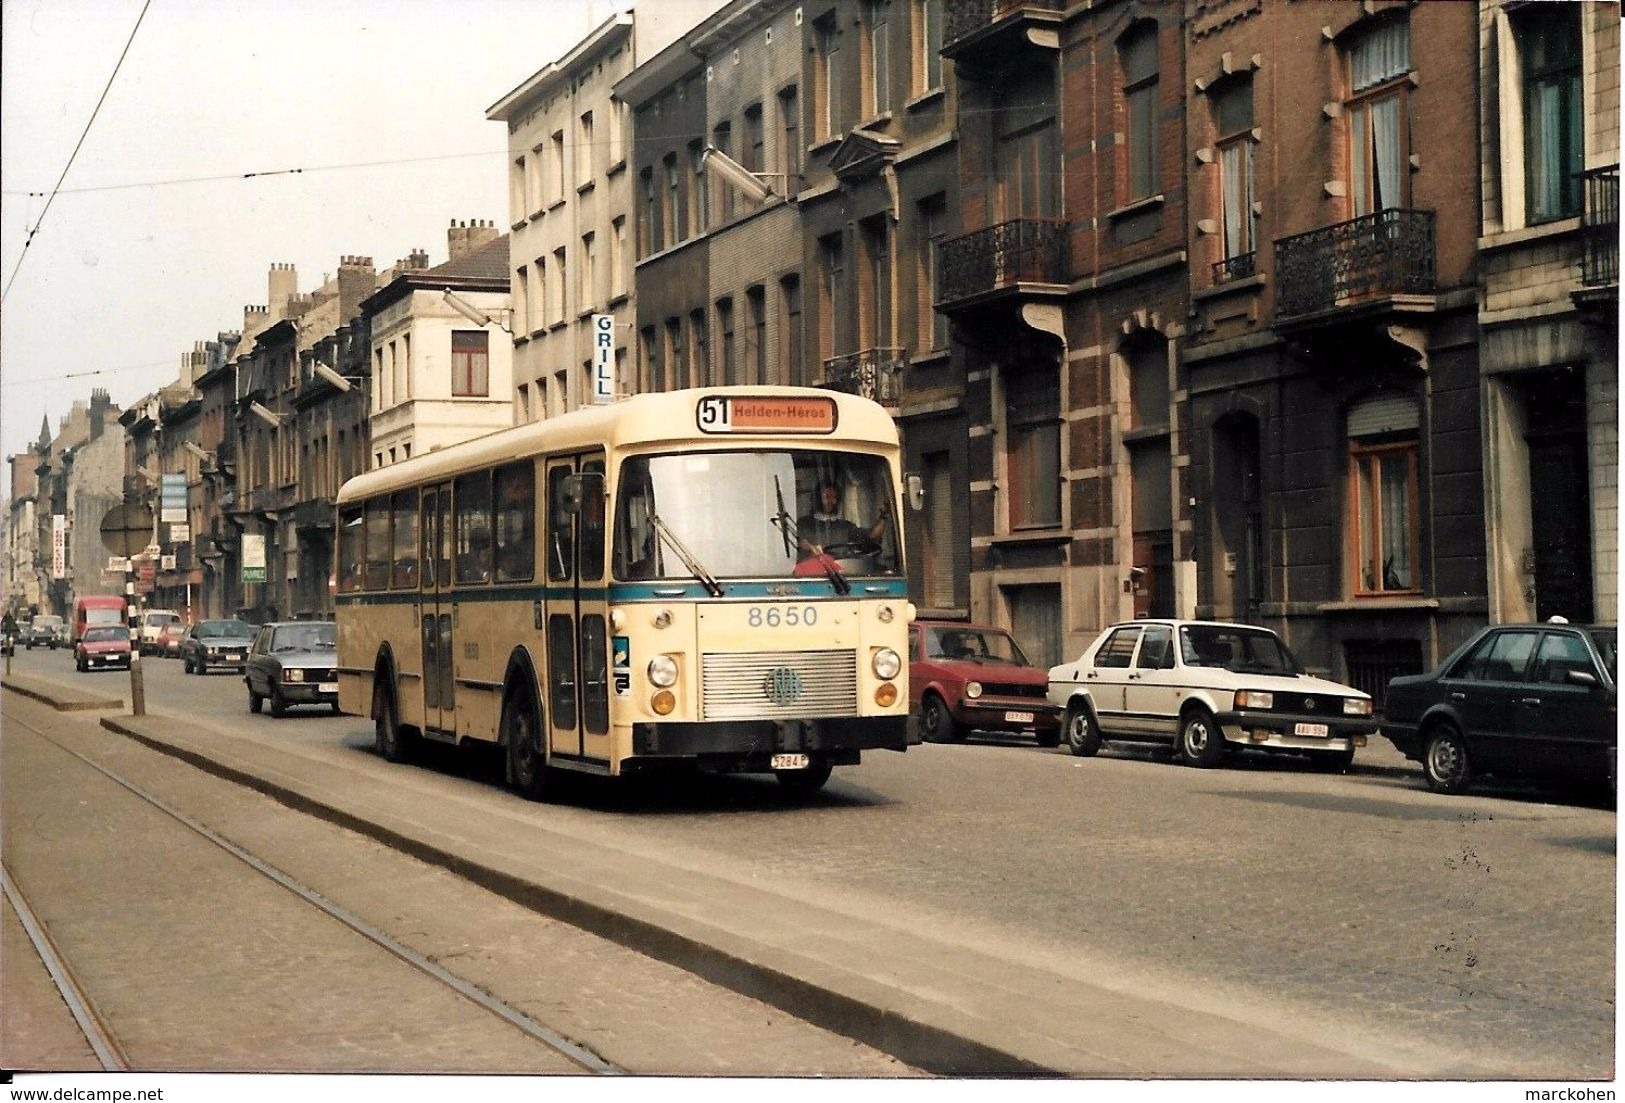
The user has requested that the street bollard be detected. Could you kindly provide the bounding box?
[129,648,146,717]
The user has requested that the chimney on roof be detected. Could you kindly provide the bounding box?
[402,249,429,271]
[268,262,298,318]
[336,255,377,321]
[449,218,500,261]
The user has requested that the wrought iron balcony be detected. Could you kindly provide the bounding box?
[1582,165,1618,288]
[1211,251,1257,284]
[821,348,907,408]
[938,218,1068,309]
[943,0,1064,58]
[1273,209,1435,319]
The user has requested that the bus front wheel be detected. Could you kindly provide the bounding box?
[775,758,833,795]
[504,689,550,801]
[374,683,409,763]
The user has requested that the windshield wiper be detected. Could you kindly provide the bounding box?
[649,514,725,597]
[771,476,798,559]
[818,554,852,596]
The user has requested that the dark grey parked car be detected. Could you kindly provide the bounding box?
[245,621,339,717]
[181,619,257,674]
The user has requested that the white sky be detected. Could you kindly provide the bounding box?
[0,0,613,468]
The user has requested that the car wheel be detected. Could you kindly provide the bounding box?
[503,686,549,799]
[1423,723,1472,794]
[248,685,263,714]
[1179,708,1226,769]
[269,689,287,718]
[1064,703,1103,757]
[776,757,834,794]
[374,682,410,763]
[920,693,962,743]
[1311,747,1356,774]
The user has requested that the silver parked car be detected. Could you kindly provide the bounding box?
[245,621,339,717]
[182,618,258,674]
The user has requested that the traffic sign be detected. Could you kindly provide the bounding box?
[100,504,155,558]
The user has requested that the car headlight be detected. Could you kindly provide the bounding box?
[647,654,679,688]
[1234,690,1273,710]
[965,681,983,699]
[1343,698,1373,717]
[872,647,902,680]
[284,669,305,683]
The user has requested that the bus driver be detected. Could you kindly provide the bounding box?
[798,479,888,559]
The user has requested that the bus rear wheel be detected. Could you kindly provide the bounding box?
[504,689,550,801]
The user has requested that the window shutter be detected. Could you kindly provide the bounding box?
[1347,393,1419,438]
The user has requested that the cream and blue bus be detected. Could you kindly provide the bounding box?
[335,387,918,798]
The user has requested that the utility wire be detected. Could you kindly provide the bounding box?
[2,0,151,307]
[0,359,174,390]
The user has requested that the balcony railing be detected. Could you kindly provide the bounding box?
[821,348,907,408]
[1211,251,1257,283]
[1582,164,1618,288]
[938,218,1068,307]
[1273,209,1435,318]
[944,0,1064,52]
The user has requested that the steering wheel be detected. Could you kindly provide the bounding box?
[820,537,880,558]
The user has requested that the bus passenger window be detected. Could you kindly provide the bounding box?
[339,508,363,592]
[392,490,418,589]
[455,471,494,585]
[579,461,605,581]
[494,463,535,582]
[364,498,391,590]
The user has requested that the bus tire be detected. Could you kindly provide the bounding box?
[374,681,408,763]
[775,758,833,794]
[503,686,550,801]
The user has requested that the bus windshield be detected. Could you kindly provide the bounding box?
[613,450,897,581]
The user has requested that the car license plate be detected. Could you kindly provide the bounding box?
[1004,711,1035,724]
[226,653,242,662]
[1294,722,1329,737]
[770,753,809,770]
[318,682,338,693]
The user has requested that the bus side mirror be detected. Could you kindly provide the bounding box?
[905,473,926,512]
[557,472,604,517]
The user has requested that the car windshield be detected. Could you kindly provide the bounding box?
[1179,624,1301,675]
[271,623,337,652]
[82,627,129,643]
[146,613,179,626]
[1588,629,1617,681]
[35,617,62,630]
[197,620,253,639]
[612,450,898,581]
[925,628,1030,666]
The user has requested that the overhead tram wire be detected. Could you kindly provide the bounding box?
[1,0,152,308]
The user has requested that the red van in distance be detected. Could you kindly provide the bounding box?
[73,595,128,646]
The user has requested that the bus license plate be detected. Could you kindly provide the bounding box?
[1294,723,1329,737]
[1004,711,1035,724]
[771,753,809,770]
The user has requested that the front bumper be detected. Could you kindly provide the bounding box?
[276,680,340,704]
[951,697,1062,731]
[1213,710,1379,752]
[198,650,250,669]
[632,715,913,769]
[81,651,131,668]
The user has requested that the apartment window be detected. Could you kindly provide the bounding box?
[917,194,948,351]
[866,1,891,117]
[550,131,566,203]
[686,309,707,386]
[775,88,801,201]
[514,266,530,337]
[553,368,570,416]
[998,71,1058,219]
[860,215,892,350]
[747,286,768,384]
[577,111,595,187]
[1345,18,1410,215]
[451,331,489,397]
[1127,338,1169,430]
[664,154,681,247]
[517,382,531,423]
[814,14,838,141]
[1120,23,1159,201]
[580,233,596,309]
[690,142,709,233]
[1214,76,1258,267]
[913,0,943,95]
[713,121,735,221]
[717,297,737,385]
[780,275,803,384]
[532,256,546,333]
[1347,393,1420,595]
[511,156,528,222]
[642,326,661,392]
[373,348,384,409]
[743,104,765,175]
[1006,368,1061,529]
[818,233,843,363]
[641,169,657,256]
[610,217,626,298]
[1519,9,1582,223]
[664,318,684,392]
[553,247,568,322]
[607,100,626,168]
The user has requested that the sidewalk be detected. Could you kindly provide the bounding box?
[6,678,1470,1078]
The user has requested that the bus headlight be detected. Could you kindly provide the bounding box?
[872,648,901,680]
[647,654,679,688]
[965,681,983,699]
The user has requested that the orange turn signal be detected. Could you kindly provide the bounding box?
[874,683,898,707]
[651,690,676,715]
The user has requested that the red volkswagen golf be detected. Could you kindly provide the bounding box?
[910,621,1061,745]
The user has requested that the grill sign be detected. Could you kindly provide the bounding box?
[697,395,836,435]
[764,667,804,707]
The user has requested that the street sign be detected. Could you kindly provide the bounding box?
[242,533,266,584]
[136,560,156,595]
[592,313,615,404]
[106,556,132,573]
[160,555,177,571]
[100,503,155,558]
[51,515,66,579]
[160,473,188,524]
[168,522,190,545]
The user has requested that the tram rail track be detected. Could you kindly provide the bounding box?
[3,708,624,1076]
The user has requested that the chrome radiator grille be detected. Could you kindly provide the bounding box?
[700,649,858,720]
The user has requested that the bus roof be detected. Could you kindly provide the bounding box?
[336,387,900,506]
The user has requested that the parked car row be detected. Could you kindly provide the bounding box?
[912,616,1616,799]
